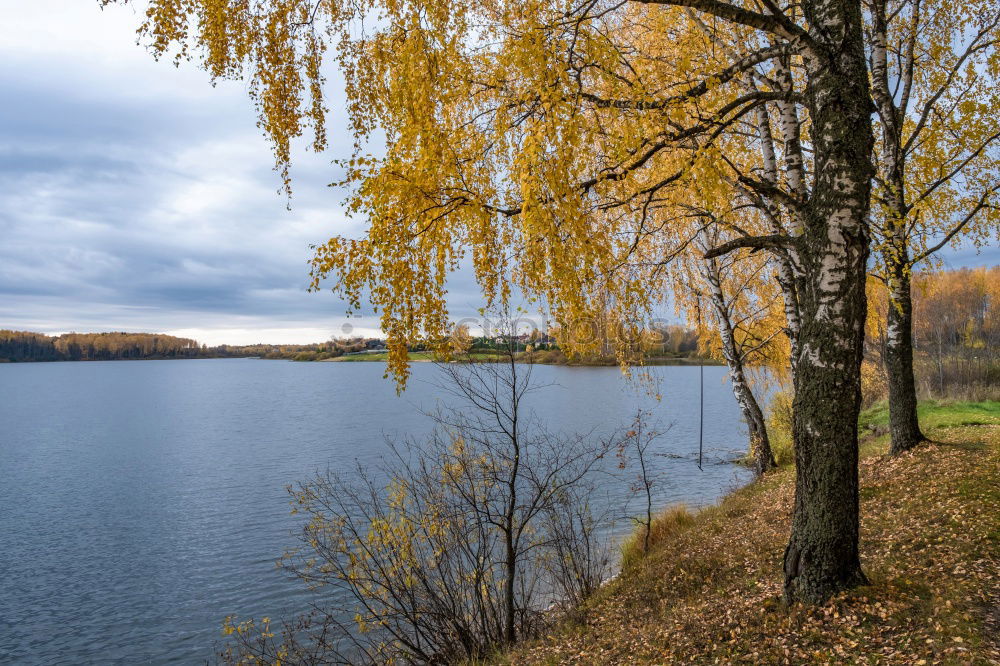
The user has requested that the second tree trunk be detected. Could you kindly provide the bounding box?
[885,262,925,455]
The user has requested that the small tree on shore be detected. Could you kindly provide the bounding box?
[618,410,667,554]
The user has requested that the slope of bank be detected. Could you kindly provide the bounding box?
[504,401,1000,664]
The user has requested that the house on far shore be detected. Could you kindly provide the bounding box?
[365,339,387,351]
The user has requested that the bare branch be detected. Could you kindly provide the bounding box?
[578,42,796,110]
[911,187,997,265]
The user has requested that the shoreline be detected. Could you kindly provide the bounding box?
[0,354,727,367]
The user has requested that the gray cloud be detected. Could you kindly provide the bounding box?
[0,2,370,343]
[0,2,497,345]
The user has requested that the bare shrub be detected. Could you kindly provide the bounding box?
[536,474,615,609]
[221,339,619,664]
[617,411,665,555]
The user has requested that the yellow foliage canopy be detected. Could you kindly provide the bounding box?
[107,0,806,385]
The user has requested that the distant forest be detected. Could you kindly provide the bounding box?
[0,331,385,363]
[0,331,203,362]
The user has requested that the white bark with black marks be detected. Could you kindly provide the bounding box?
[782,0,873,604]
[698,241,777,476]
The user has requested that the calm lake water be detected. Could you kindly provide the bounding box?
[0,359,753,664]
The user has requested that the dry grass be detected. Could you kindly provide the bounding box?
[619,505,696,570]
[501,405,1000,665]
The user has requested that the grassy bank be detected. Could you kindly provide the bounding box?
[503,401,1000,664]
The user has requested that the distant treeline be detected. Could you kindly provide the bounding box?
[0,330,390,363]
[219,337,387,362]
[0,331,201,362]
[867,266,999,401]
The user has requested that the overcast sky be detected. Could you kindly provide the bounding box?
[1,2,996,346]
[1,1,437,345]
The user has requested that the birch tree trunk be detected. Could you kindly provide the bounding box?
[701,255,777,476]
[869,4,926,456]
[753,98,802,378]
[884,257,925,454]
[783,0,873,604]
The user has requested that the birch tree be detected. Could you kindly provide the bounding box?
[106,0,876,603]
[674,221,784,476]
[865,0,1000,455]
[696,245,781,477]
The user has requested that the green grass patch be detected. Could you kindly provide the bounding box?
[860,399,1000,432]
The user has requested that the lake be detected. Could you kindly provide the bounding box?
[0,359,754,664]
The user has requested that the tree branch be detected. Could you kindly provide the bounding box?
[629,0,817,49]
[703,233,795,258]
[578,42,795,110]
[909,130,1000,209]
[911,188,997,265]
[901,15,1000,156]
